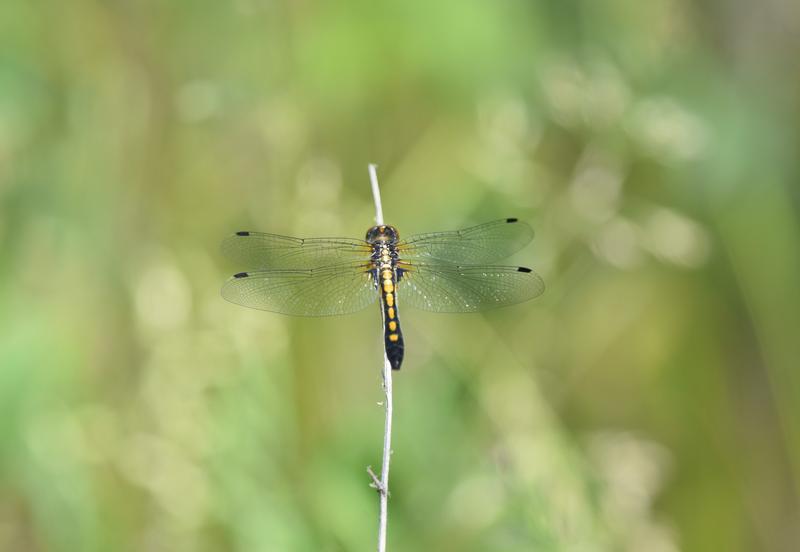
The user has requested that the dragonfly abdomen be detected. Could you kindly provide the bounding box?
[376,248,404,370]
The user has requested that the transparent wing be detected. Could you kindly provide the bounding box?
[221,263,379,316]
[221,232,372,269]
[396,262,544,313]
[397,218,534,264]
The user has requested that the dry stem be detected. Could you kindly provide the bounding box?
[367,163,393,552]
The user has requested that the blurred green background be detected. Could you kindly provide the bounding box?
[1,1,799,551]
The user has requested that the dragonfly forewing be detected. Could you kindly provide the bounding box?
[397,218,534,264]
[221,232,373,269]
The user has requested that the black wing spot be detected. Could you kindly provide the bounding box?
[233,272,249,278]
[235,231,250,236]
[517,266,532,273]
[506,217,519,223]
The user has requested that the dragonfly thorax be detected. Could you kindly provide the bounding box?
[365,225,400,244]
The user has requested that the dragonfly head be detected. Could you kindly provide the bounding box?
[366,225,400,244]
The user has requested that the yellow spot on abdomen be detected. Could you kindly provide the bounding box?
[385,293,394,306]
[388,333,399,342]
[387,307,395,319]
[381,269,392,280]
[388,321,397,331]
[383,280,394,293]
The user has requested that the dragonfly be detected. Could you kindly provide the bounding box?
[221,218,544,370]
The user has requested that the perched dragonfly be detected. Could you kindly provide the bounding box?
[221,218,544,370]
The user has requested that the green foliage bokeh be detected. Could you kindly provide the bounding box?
[1,1,798,551]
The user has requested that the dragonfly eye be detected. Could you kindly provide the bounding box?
[383,226,399,241]
[365,226,381,242]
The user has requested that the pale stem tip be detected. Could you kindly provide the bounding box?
[368,164,385,226]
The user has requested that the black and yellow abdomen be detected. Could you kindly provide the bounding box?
[367,227,405,370]
[379,265,404,370]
